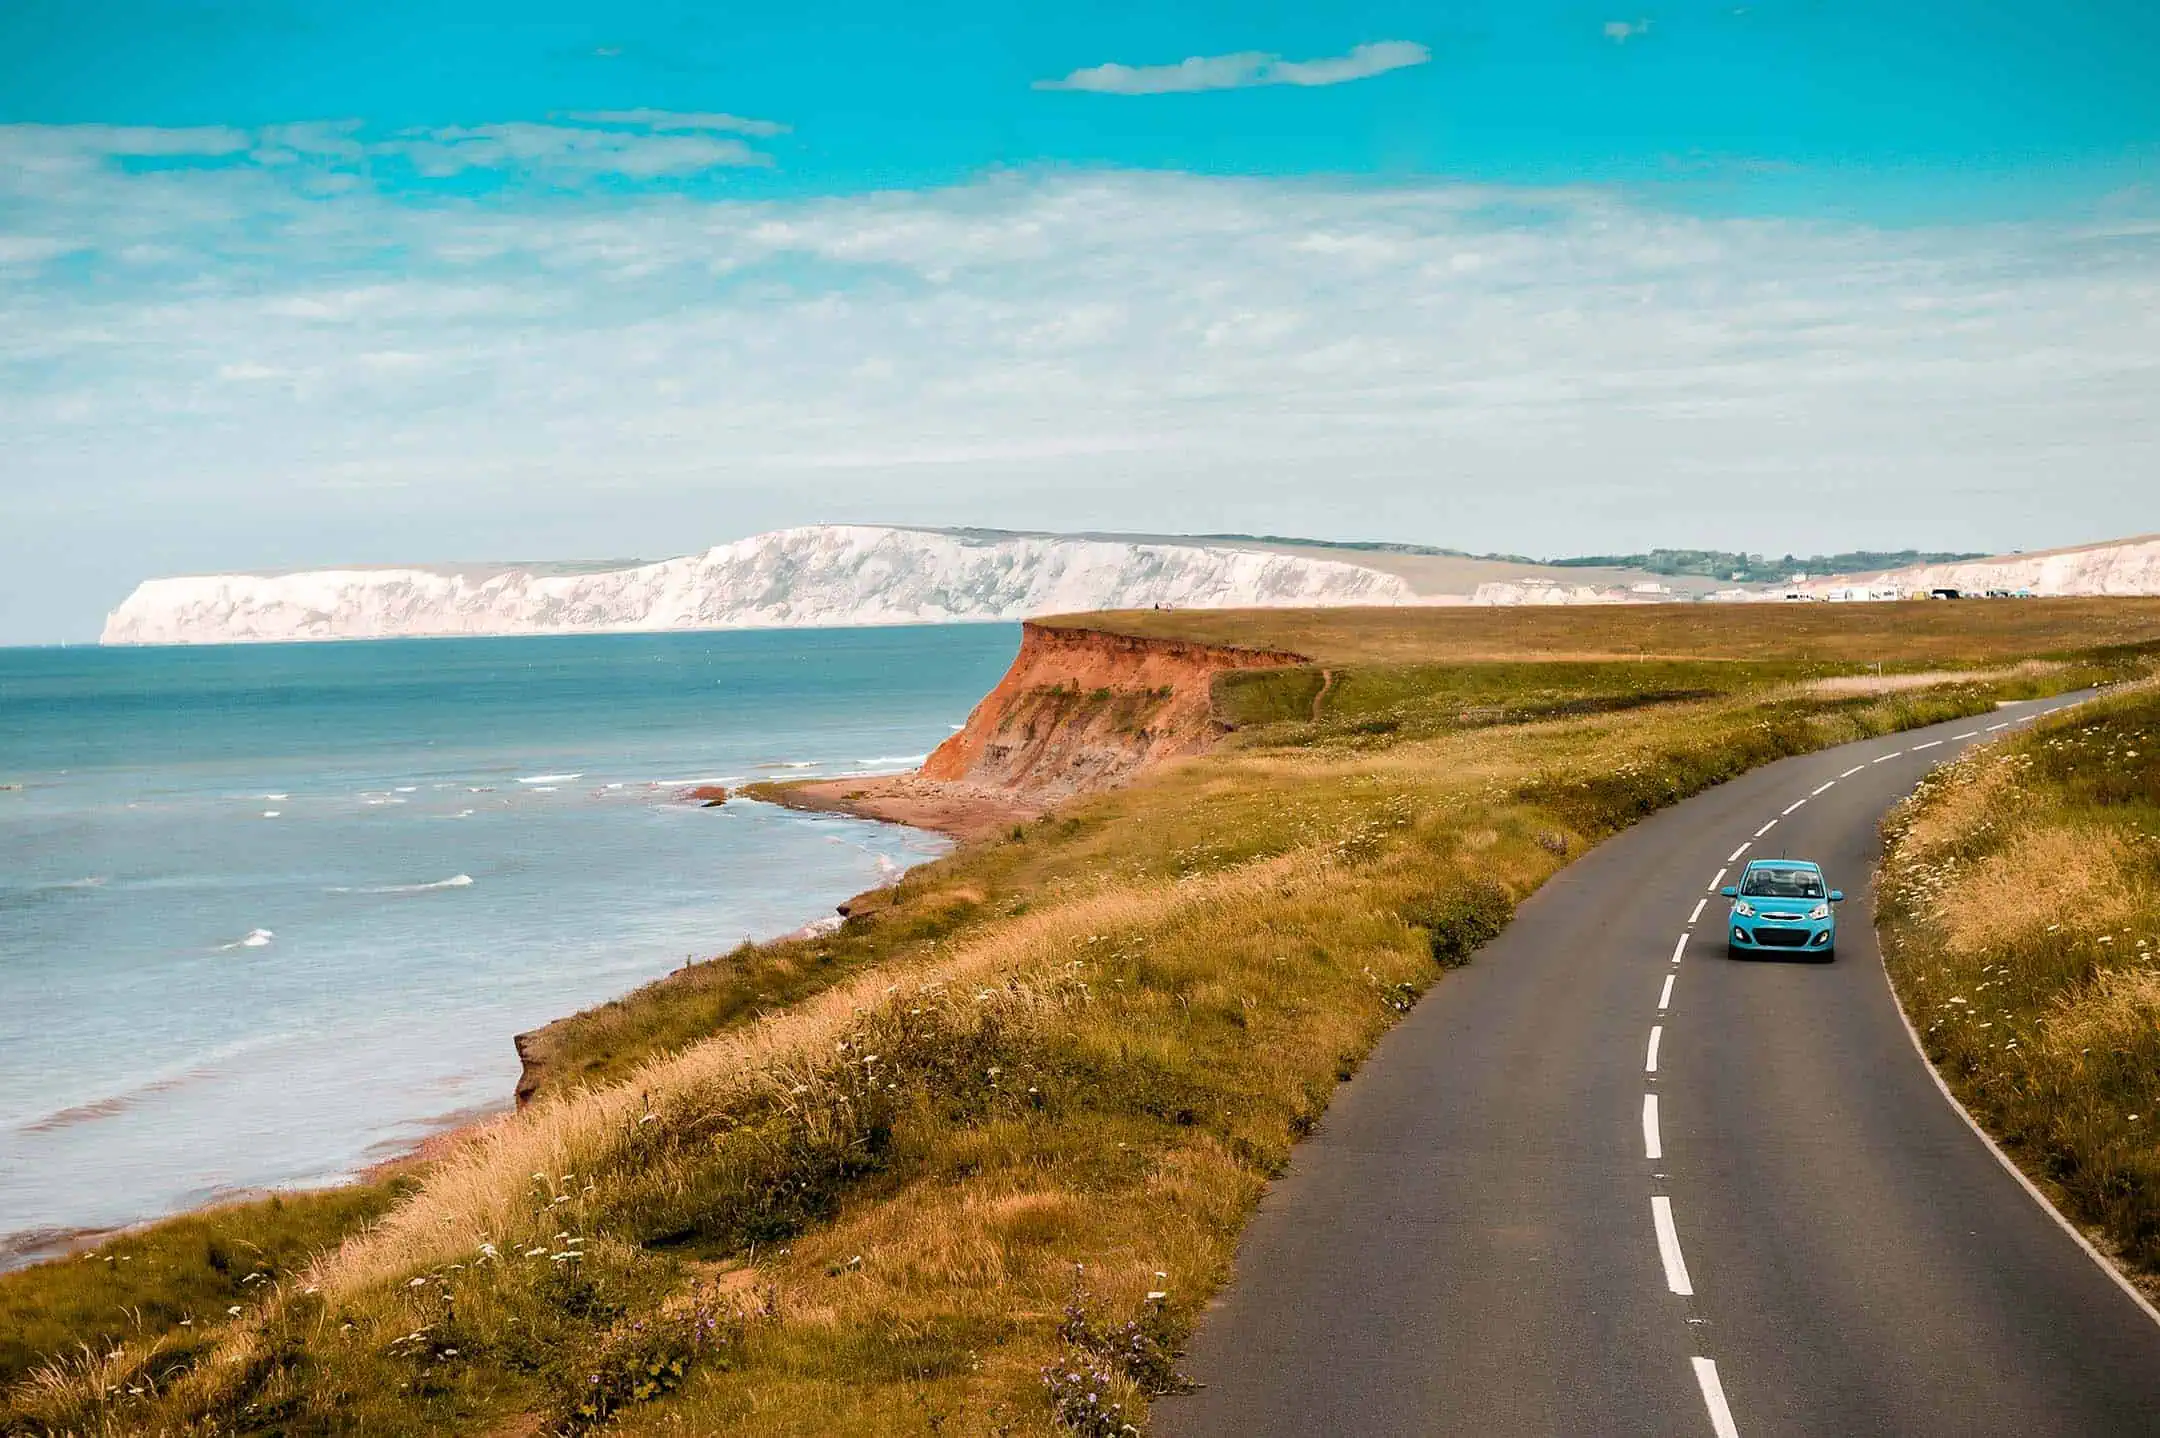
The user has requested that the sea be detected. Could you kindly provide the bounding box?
[0,625,1019,1266]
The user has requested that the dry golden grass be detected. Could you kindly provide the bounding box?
[1060,597,2160,666]
[1881,678,2160,1293]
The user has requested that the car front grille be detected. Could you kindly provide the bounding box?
[1750,928,1812,948]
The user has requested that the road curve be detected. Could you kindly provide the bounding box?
[1160,693,2160,1438]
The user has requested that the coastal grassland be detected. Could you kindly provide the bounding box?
[5,612,2155,1437]
[1062,595,2160,666]
[1879,680,2160,1292]
[0,1185,409,1394]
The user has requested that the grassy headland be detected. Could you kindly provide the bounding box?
[6,600,2160,1436]
[1880,679,2160,1294]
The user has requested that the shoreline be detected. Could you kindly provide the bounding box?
[745,772,1041,842]
[0,783,973,1276]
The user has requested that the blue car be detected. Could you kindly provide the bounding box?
[1722,859,1844,959]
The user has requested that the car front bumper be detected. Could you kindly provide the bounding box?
[1728,917,1835,951]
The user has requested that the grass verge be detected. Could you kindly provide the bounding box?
[1879,678,2160,1296]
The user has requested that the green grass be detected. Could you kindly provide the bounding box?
[0,1183,409,1393]
[1880,680,2160,1293]
[7,607,2157,1437]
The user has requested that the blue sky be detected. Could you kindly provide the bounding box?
[2,2,2157,640]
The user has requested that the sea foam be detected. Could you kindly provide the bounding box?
[332,874,475,895]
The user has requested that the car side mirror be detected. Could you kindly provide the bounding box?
[1829,890,1845,903]
[1719,885,1738,898]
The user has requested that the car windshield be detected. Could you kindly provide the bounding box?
[1741,867,1826,899]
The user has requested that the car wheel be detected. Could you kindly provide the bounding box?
[1726,942,1741,960]
[1818,945,1836,963]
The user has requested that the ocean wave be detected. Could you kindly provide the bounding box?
[517,772,584,785]
[11,1031,300,1136]
[263,793,291,802]
[652,776,744,788]
[857,754,928,767]
[0,876,108,912]
[218,927,275,951]
[262,810,282,818]
[330,874,475,895]
[754,760,821,772]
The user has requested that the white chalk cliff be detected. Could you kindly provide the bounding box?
[1795,534,2160,599]
[101,526,1424,645]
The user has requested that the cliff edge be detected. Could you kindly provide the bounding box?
[918,620,1306,796]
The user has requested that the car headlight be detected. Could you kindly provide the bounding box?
[1808,902,1830,920]
[1733,900,1755,917]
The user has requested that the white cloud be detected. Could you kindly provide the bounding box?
[564,109,789,138]
[0,115,781,192]
[1604,19,1653,42]
[384,122,771,177]
[2,144,2157,640]
[1037,40,1430,94]
[0,235,81,267]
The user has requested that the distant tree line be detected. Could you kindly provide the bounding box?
[1194,534,1988,584]
[1545,549,1989,583]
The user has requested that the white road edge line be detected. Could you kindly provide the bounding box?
[1653,1195,1694,1295]
[1646,1026,1663,1074]
[1911,739,1943,750]
[1727,842,1751,862]
[1707,868,1726,893]
[1643,1093,1662,1160]
[1840,764,1866,778]
[1781,800,1806,816]
[1692,1357,1741,1438]
[1811,781,1836,796]
[1670,934,1688,964]
[1876,924,2160,1335]
[1688,898,1706,925]
[1754,820,1777,837]
[1658,973,1675,1011]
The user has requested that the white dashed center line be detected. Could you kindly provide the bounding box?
[1911,739,1943,750]
[1727,842,1751,862]
[1873,752,1901,763]
[1953,731,1979,739]
[1987,722,2009,731]
[1688,898,1706,926]
[1692,1358,1741,1438]
[1643,1094,1662,1160]
[1840,764,1866,778]
[1646,1026,1663,1074]
[1754,820,1777,837]
[1652,1195,1694,1295]
[1707,868,1726,893]
[1658,972,1675,1011]
[1781,799,1806,816]
[1811,781,1835,796]
[1670,933,1688,964]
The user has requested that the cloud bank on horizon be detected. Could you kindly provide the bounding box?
[1,2,2156,643]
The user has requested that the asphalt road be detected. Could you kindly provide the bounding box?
[1161,692,2160,1438]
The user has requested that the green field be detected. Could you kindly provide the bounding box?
[7,601,2159,1437]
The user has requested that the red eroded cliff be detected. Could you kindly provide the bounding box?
[919,620,1307,797]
